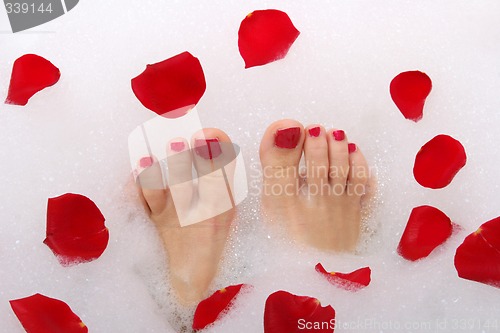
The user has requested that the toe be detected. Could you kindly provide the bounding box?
[166,137,194,216]
[167,137,193,184]
[327,129,350,190]
[136,156,167,215]
[304,125,329,191]
[259,119,304,194]
[192,128,236,223]
[346,143,369,198]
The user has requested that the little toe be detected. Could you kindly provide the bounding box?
[304,125,329,190]
[327,129,350,190]
[136,156,167,215]
[346,143,370,198]
[259,119,304,193]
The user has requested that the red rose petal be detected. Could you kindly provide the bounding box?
[44,193,109,266]
[264,290,335,333]
[480,217,500,249]
[413,134,467,189]
[192,284,248,330]
[390,70,432,122]
[315,263,371,291]
[131,51,206,118]
[238,9,300,68]
[10,293,88,333]
[398,205,454,261]
[5,54,61,106]
[455,217,500,288]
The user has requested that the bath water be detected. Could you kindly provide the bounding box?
[1,1,500,332]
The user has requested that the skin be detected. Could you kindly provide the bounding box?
[259,119,371,252]
[137,120,371,305]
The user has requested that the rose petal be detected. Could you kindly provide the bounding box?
[413,134,467,189]
[44,193,109,266]
[390,70,432,122]
[131,51,206,118]
[10,293,88,333]
[315,263,371,291]
[238,9,300,68]
[455,217,500,288]
[264,290,335,333]
[5,54,61,106]
[398,205,454,261]
[192,284,248,330]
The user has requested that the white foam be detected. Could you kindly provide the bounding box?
[1,1,500,332]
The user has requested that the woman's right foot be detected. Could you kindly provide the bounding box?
[260,119,372,252]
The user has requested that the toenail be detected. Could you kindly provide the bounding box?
[333,130,345,141]
[348,143,357,153]
[308,126,321,137]
[194,138,222,159]
[275,127,301,149]
[139,156,154,168]
[170,141,186,152]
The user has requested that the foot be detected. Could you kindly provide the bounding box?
[260,119,371,252]
[136,128,236,305]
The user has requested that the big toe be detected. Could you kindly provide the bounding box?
[259,119,304,195]
[191,128,237,224]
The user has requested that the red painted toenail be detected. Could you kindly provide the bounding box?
[308,126,321,137]
[275,127,301,148]
[139,156,153,168]
[348,143,357,153]
[194,138,222,159]
[170,141,186,152]
[333,130,345,141]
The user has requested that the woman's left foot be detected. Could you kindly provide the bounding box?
[259,119,372,252]
[136,128,236,305]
